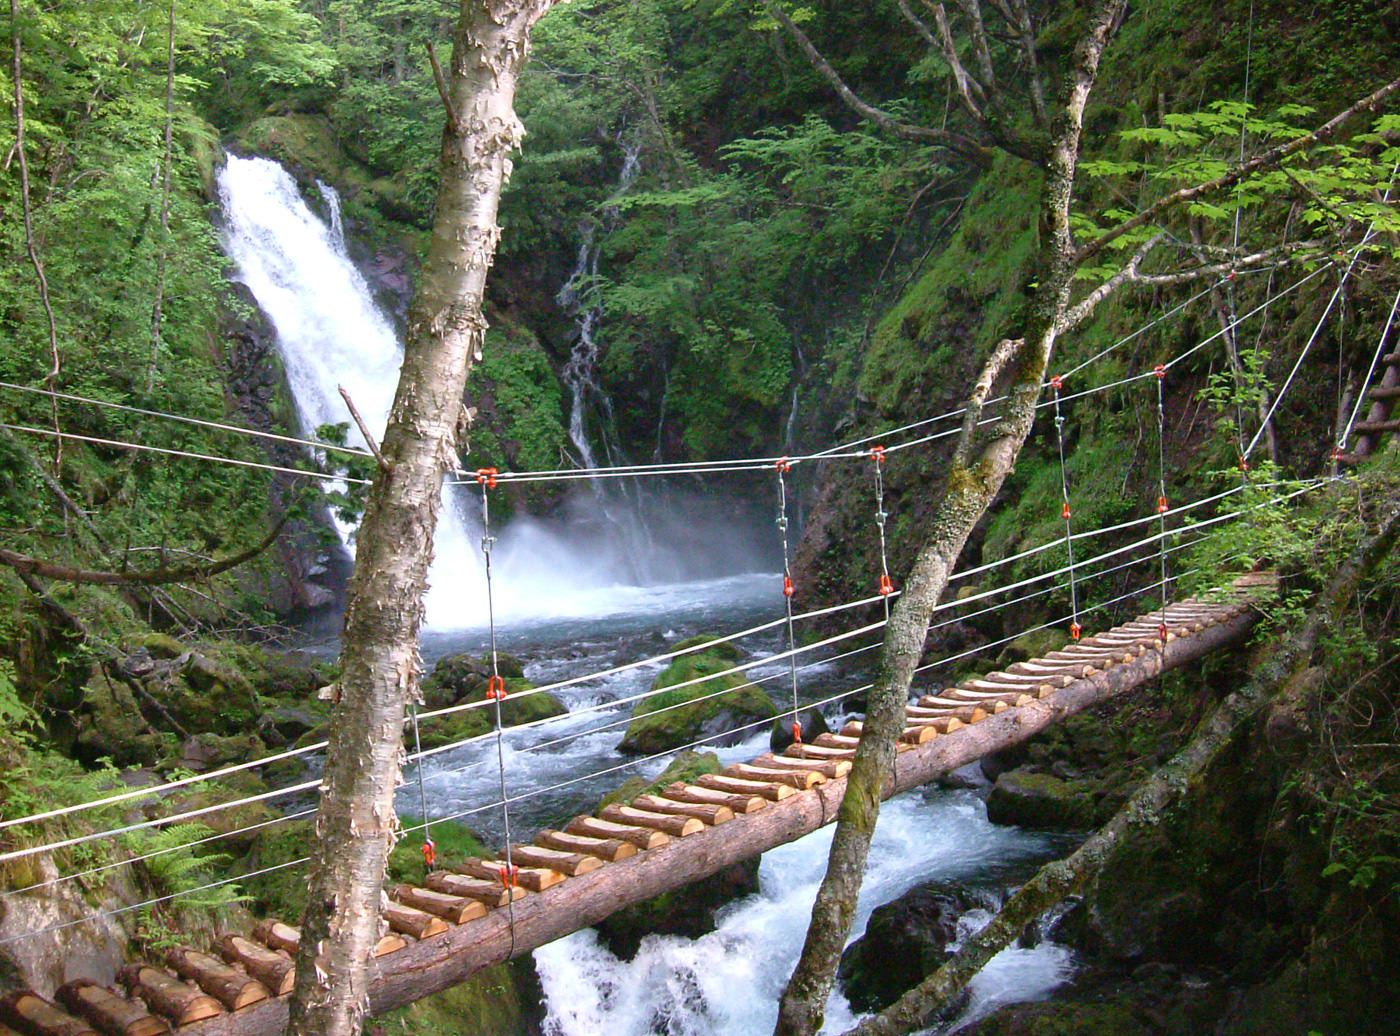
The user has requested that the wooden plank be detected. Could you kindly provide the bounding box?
[250,920,300,956]
[1366,384,1400,398]
[382,898,456,937]
[425,870,528,906]
[811,733,861,749]
[565,815,671,849]
[632,794,734,826]
[0,991,100,1036]
[217,936,294,998]
[726,762,826,789]
[664,782,767,814]
[599,803,705,837]
[1353,418,1400,434]
[163,949,268,1012]
[55,982,168,1036]
[1006,658,1094,679]
[453,856,568,891]
[907,701,987,723]
[695,772,796,801]
[508,845,605,876]
[391,885,487,925]
[981,670,1073,691]
[534,829,637,862]
[783,742,857,761]
[957,677,1052,698]
[374,934,409,958]
[118,965,223,1027]
[899,725,938,746]
[752,754,850,780]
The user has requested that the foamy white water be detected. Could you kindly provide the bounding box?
[217,155,773,628]
[533,793,1074,1036]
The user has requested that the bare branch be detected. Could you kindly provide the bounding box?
[951,0,997,96]
[1057,233,1165,333]
[951,336,1025,468]
[1074,73,1400,266]
[916,1,986,120]
[425,41,460,129]
[764,1,994,164]
[0,511,291,586]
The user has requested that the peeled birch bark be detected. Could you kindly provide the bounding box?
[285,4,556,1035]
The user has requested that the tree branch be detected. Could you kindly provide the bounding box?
[1074,73,1400,266]
[764,1,995,164]
[0,511,290,586]
[425,41,460,129]
[951,335,1025,468]
[842,493,1400,1036]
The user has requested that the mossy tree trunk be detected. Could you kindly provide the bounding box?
[285,4,556,1036]
[772,4,1130,1033]
[843,489,1400,1036]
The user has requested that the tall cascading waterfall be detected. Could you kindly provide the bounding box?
[217,155,488,627]
[218,154,770,626]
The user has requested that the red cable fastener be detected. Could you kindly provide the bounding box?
[1157,623,1170,641]
[485,675,507,701]
[498,863,519,889]
[1238,457,1250,472]
[871,445,886,465]
[421,838,436,869]
[1153,364,1166,380]
[1070,622,1082,641]
[1157,495,1169,514]
[1050,375,1063,392]
[1329,446,1341,462]
[1226,269,1237,282]
[783,574,795,598]
[476,466,498,489]
[878,574,895,596]
[1061,501,1072,520]
[791,720,803,744]
[776,457,791,474]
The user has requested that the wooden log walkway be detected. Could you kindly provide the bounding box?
[0,576,1271,1036]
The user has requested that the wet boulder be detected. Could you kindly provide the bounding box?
[838,881,985,1012]
[986,767,1105,830]
[618,638,776,754]
[416,654,565,751]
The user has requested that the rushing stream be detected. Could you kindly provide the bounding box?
[218,154,1077,1035]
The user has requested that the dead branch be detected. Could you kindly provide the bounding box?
[0,511,290,586]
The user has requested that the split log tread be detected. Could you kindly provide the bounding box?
[664,782,767,814]
[565,815,671,849]
[382,897,458,936]
[533,829,638,862]
[0,991,101,1036]
[426,869,529,905]
[163,948,268,1012]
[631,794,734,825]
[217,937,294,998]
[56,981,168,1036]
[506,844,604,876]
[599,803,704,836]
[118,965,223,1026]
[453,856,567,891]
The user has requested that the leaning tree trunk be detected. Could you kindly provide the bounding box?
[774,3,1128,1033]
[845,488,1400,1036]
[286,4,555,1036]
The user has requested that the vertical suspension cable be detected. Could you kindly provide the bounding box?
[410,704,433,872]
[871,445,895,616]
[1050,377,1082,641]
[1227,0,1256,476]
[775,458,801,742]
[1153,367,1171,639]
[476,466,518,947]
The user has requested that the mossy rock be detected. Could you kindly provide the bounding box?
[597,751,723,811]
[421,652,528,710]
[985,767,1105,830]
[367,958,543,1036]
[178,732,268,774]
[417,680,566,751]
[618,647,775,755]
[140,633,185,660]
[233,115,371,192]
[996,627,1069,668]
[73,673,169,767]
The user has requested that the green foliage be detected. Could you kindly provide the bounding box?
[0,658,35,733]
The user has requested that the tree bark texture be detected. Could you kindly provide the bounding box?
[285,4,555,1036]
[773,4,1128,1033]
[843,493,1400,1036]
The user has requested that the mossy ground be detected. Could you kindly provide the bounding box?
[618,641,776,754]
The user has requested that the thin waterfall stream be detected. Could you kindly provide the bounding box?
[218,153,1077,1034]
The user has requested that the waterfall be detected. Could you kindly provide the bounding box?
[557,142,641,471]
[217,155,483,625]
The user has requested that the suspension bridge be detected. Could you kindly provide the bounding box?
[0,572,1270,1036]
[0,245,1396,1036]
